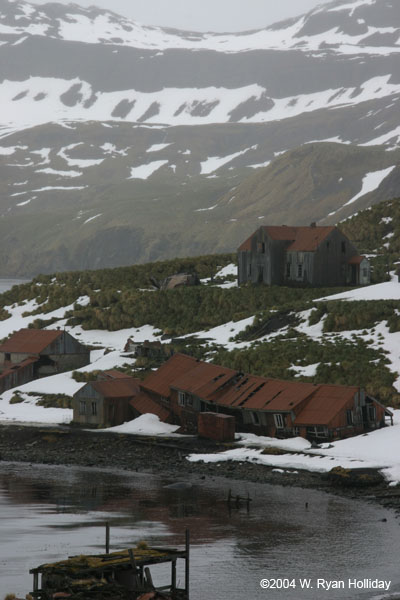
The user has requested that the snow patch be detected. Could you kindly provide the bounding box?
[128,160,168,179]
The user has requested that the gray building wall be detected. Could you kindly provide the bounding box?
[238,228,287,286]
[311,229,359,286]
[238,227,368,287]
[73,384,105,426]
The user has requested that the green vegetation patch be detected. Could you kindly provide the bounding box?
[25,392,73,409]
[67,284,352,336]
[307,300,400,333]
[0,253,236,316]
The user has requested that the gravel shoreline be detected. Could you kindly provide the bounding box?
[1,423,399,513]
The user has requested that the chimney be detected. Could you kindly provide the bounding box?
[310,222,316,228]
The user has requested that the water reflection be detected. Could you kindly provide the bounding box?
[0,462,399,599]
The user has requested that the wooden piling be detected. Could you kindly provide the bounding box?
[185,529,190,600]
[105,522,110,554]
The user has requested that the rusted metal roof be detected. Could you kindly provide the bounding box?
[286,226,335,251]
[294,384,359,426]
[141,353,198,398]
[348,255,365,265]
[171,361,237,400]
[0,329,63,354]
[0,356,38,379]
[130,391,171,422]
[215,374,318,411]
[91,378,140,399]
[238,232,255,252]
[238,225,335,253]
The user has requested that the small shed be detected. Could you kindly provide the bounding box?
[73,377,140,428]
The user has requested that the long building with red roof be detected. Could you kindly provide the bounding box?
[237,224,370,287]
[138,354,391,442]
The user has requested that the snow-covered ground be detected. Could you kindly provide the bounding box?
[96,413,181,436]
[317,278,400,302]
[188,410,400,485]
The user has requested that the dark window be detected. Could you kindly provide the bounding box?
[79,401,86,415]
[346,410,353,425]
[274,414,285,429]
[326,241,330,249]
[362,268,368,277]
[341,241,346,253]
[91,401,97,416]
[368,405,376,421]
[186,394,193,407]
[5,353,10,361]
[261,242,266,254]
[251,412,260,425]
[178,391,186,406]
[297,264,303,278]
[286,263,291,278]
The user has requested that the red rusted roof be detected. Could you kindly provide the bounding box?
[238,226,335,253]
[0,329,63,354]
[171,361,237,400]
[130,391,171,422]
[0,356,38,379]
[238,232,255,252]
[286,226,335,251]
[294,385,359,426]
[215,374,317,411]
[141,353,198,398]
[91,379,140,399]
[348,255,365,265]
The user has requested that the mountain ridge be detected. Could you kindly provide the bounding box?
[1,0,400,276]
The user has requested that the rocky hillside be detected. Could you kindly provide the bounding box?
[1,0,400,275]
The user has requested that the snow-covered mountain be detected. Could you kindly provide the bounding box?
[1,0,400,276]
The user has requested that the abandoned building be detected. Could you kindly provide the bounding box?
[124,338,173,360]
[237,224,370,287]
[134,354,391,443]
[72,375,140,428]
[0,329,90,393]
[150,271,200,290]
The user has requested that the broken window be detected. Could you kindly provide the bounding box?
[274,414,285,429]
[257,242,266,253]
[79,400,86,415]
[346,409,354,425]
[178,391,186,406]
[297,264,303,278]
[341,241,346,253]
[368,405,376,421]
[91,401,97,416]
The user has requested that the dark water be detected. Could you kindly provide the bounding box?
[0,462,399,600]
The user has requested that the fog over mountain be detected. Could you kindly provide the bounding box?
[0,0,399,276]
